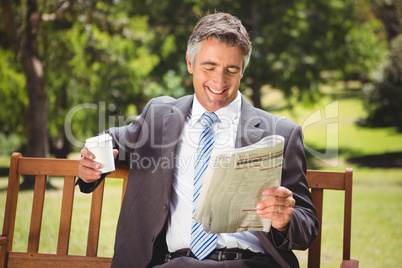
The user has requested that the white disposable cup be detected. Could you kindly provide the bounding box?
[85,133,115,174]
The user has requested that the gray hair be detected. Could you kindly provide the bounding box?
[187,13,252,72]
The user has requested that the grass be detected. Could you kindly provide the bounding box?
[1,87,402,267]
[352,168,402,268]
[270,96,402,158]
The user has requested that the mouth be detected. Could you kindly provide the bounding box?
[207,86,225,94]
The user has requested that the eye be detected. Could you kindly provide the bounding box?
[227,69,239,75]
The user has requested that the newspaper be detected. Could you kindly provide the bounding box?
[194,135,284,234]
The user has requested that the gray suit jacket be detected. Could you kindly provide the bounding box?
[77,95,319,267]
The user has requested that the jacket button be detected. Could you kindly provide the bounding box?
[151,235,155,242]
[163,203,168,211]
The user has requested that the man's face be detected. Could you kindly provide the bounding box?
[186,38,244,111]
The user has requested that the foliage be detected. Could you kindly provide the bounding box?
[187,0,388,106]
[0,48,27,136]
[360,0,402,131]
[44,11,160,149]
[40,1,163,153]
[0,133,24,155]
[344,19,388,80]
[361,35,402,130]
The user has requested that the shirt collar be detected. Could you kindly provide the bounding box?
[190,91,242,128]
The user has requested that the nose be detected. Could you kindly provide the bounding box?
[213,70,227,90]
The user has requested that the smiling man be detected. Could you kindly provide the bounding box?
[77,12,319,268]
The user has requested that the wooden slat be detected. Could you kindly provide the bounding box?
[306,170,346,190]
[17,157,129,178]
[308,188,324,268]
[57,176,76,255]
[86,179,105,257]
[7,252,111,268]
[2,152,21,254]
[343,168,353,261]
[27,175,47,253]
[18,158,79,176]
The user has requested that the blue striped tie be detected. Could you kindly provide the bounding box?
[190,111,218,260]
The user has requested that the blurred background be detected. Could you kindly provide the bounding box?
[0,0,401,267]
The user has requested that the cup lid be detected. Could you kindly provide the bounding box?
[85,133,112,144]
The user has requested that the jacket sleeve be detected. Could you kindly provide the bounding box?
[76,172,108,193]
[75,99,156,193]
[269,124,319,250]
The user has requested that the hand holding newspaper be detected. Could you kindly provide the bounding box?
[194,135,284,234]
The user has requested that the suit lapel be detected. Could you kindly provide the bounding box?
[235,95,264,148]
[161,96,193,194]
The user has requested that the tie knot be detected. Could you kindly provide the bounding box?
[202,111,218,127]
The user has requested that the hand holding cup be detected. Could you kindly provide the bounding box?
[79,133,118,183]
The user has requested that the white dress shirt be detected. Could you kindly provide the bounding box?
[166,92,266,254]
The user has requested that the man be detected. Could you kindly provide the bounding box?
[78,12,319,268]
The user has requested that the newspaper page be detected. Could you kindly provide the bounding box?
[194,135,284,234]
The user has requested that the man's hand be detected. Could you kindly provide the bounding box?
[256,186,295,233]
[78,148,119,183]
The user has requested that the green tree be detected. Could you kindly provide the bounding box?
[2,0,47,161]
[42,1,161,156]
[0,0,162,188]
[223,0,385,107]
[361,0,402,130]
[1,0,48,188]
[138,0,386,108]
[0,0,162,160]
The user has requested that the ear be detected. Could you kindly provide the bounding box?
[186,53,193,74]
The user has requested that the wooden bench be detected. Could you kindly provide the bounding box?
[306,168,359,268]
[1,152,359,267]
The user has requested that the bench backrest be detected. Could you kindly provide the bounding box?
[306,169,358,268]
[1,153,357,267]
[1,152,128,267]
